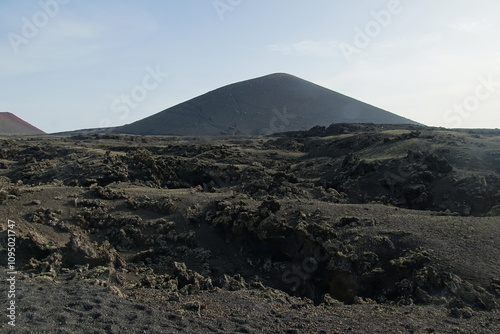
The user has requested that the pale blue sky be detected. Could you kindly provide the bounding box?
[1,0,499,133]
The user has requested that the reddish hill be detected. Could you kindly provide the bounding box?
[0,112,45,135]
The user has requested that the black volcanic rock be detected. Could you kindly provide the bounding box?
[1,129,500,332]
[114,73,418,136]
[0,112,45,135]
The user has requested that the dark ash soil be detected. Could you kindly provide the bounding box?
[1,124,499,333]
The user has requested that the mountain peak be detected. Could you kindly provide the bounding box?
[115,73,418,136]
[0,112,46,135]
[264,72,297,78]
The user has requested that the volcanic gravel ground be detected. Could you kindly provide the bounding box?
[1,125,499,333]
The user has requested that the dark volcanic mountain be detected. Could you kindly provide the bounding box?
[114,73,418,136]
[0,112,45,135]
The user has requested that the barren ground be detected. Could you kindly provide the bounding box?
[1,124,499,333]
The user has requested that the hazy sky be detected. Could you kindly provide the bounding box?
[1,0,499,133]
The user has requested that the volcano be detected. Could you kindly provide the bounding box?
[114,73,418,136]
[0,112,45,135]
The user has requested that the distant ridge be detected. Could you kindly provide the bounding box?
[0,112,45,135]
[114,73,419,136]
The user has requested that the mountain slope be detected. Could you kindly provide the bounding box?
[0,112,45,135]
[114,73,418,136]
